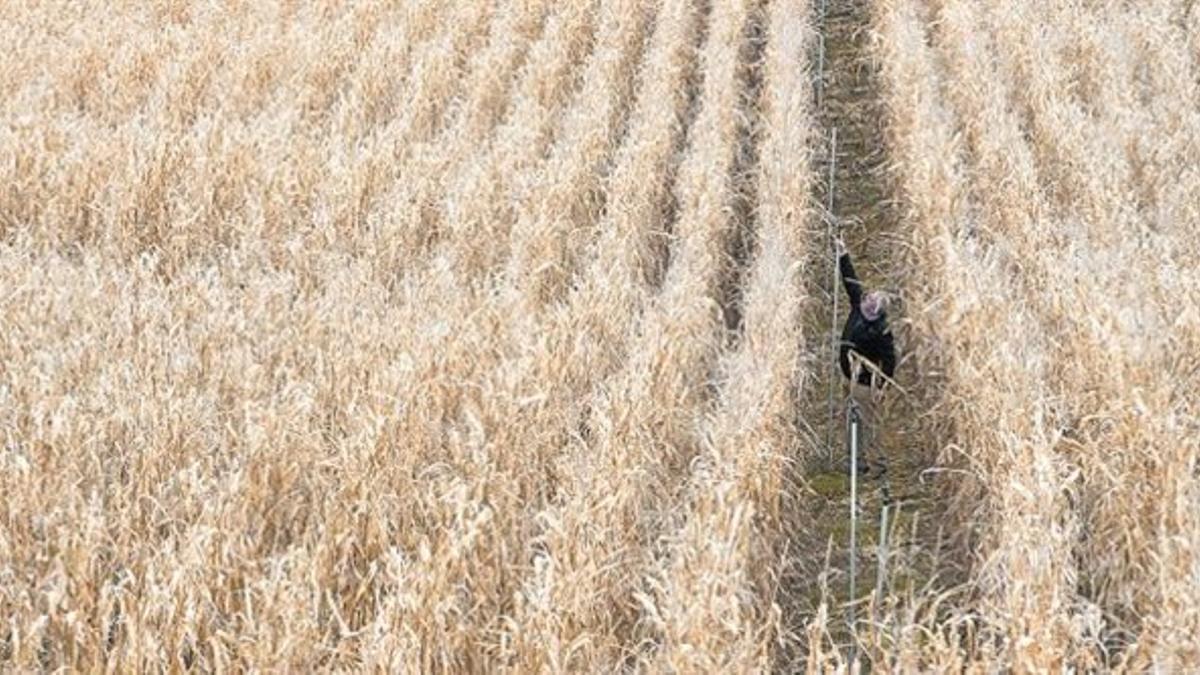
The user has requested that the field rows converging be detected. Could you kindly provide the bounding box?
[868,0,1200,669]
[1,0,1198,670]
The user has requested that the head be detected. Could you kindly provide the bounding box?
[861,291,886,321]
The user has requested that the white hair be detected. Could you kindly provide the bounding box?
[862,292,886,321]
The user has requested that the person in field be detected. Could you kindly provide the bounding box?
[836,238,896,388]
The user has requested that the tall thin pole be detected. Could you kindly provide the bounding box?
[848,403,860,670]
[875,501,890,616]
[814,33,825,108]
[814,0,828,108]
[825,127,839,464]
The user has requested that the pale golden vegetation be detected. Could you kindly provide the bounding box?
[0,0,816,670]
[865,0,1200,669]
[2,0,1197,671]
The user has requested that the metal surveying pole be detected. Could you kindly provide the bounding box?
[825,127,840,464]
[875,499,891,621]
[814,0,828,107]
[815,32,826,108]
[848,402,860,670]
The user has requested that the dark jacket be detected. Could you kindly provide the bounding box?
[838,252,896,386]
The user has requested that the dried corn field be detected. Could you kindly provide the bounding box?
[0,0,1197,672]
[868,0,1200,670]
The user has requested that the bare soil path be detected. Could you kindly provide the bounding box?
[781,0,961,665]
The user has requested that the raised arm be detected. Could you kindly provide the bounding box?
[839,252,863,307]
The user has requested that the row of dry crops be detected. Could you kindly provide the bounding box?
[874,0,1200,669]
[0,0,811,669]
[0,0,1197,670]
